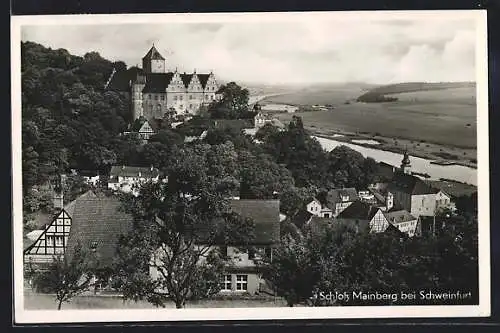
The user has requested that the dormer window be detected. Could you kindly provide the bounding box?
[341,195,349,202]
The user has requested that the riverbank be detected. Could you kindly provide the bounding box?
[311,129,477,170]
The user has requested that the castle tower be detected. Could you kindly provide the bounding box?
[400,150,411,174]
[131,73,146,120]
[142,44,165,73]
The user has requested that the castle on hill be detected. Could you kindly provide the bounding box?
[107,45,220,120]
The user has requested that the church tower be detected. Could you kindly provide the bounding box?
[142,44,165,73]
[400,150,412,174]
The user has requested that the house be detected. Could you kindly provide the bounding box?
[389,172,452,217]
[150,199,280,296]
[64,195,135,269]
[305,198,333,218]
[335,200,379,233]
[254,112,285,130]
[369,208,419,237]
[324,188,359,217]
[78,170,101,186]
[107,165,160,196]
[24,191,97,269]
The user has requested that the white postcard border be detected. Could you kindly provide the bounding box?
[11,10,490,323]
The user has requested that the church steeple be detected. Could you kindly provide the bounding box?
[400,149,411,174]
[142,44,166,73]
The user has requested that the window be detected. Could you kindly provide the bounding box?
[180,105,184,109]
[46,236,54,246]
[189,104,193,109]
[174,95,178,101]
[236,275,248,291]
[265,247,272,258]
[55,236,64,247]
[154,95,158,100]
[90,241,98,252]
[221,275,232,291]
[160,95,165,100]
[189,95,193,100]
[148,94,151,100]
[324,213,330,218]
[180,95,183,101]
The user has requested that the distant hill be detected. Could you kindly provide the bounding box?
[357,82,476,103]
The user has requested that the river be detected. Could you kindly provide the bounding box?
[313,136,477,186]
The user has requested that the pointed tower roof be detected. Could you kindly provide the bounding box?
[143,44,165,60]
[401,150,411,166]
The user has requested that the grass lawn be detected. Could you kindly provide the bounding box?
[24,292,287,310]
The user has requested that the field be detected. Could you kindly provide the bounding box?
[261,83,375,106]
[265,84,477,149]
[24,292,287,310]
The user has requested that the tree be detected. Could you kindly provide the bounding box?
[260,234,321,307]
[327,145,378,189]
[238,150,295,200]
[32,245,94,310]
[114,143,255,308]
[209,82,250,119]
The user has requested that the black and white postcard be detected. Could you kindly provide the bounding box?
[11,10,490,323]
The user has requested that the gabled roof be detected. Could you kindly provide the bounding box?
[291,209,313,229]
[229,199,280,245]
[65,195,134,266]
[109,165,160,179]
[106,67,144,91]
[197,74,210,88]
[337,200,379,221]
[142,73,174,93]
[325,188,359,209]
[390,172,439,195]
[180,73,193,87]
[383,210,417,224]
[143,45,165,60]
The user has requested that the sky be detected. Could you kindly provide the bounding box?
[20,13,480,85]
